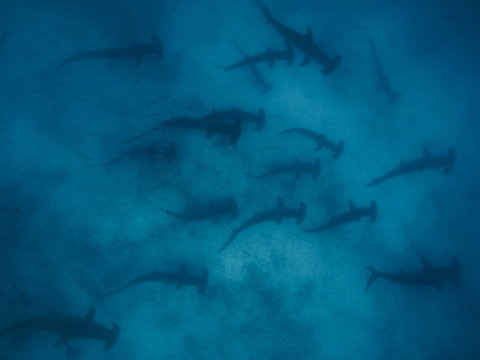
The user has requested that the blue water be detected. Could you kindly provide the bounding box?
[0,0,479,359]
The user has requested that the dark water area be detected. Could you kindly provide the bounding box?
[0,0,479,359]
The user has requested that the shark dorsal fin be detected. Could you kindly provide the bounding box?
[86,305,95,321]
[349,201,357,211]
[277,198,284,208]
[422,146,432,158]
[421,257,432,270]
[305,27,314,42]
[180,263,187,272]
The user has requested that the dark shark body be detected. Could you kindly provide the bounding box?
[369,36,400,104]
[366,147,455,187]
[101,264,209,296]
[220,42,294,71]
[218,199,306,253]
[56,35,163,71]
[272,128,344,159]
[254,0,341,75]
[203,108,266,130]
[162,117,242,145]
[1,306,119,351]
[304,201,377,233]
[365,257,461,291]
[165,198,238,222]
[97,142,177,167]
[253,159,321,179]
[233,44,273,93]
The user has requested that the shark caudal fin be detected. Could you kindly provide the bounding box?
[365,267,381,291]
[254,0,274,24]
[333,141,344,159]
[197,269,209,295]
[369,201,378,222]
[296,203,307,225]
[450,257,461,286]
[103,324,120,351]
[321,55,341,75]
[256,108,266,130]
[444,148,456,174]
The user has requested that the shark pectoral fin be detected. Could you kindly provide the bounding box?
[422,146,432,158]
[300,56,312,67]
[85,305,96,321]
[55,334,72,347]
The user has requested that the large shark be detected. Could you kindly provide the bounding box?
[254,0,341,75]
[202,108,266,130]
[56,35,163,71]
[0,306,119,351]
[365,257,461,291]
[164,197,238,222]
[271,128,344,159]
[232,44,273,93]
[218,199,306,253]
[95,142,177,167]
[101,264,209,297]
[252,159,321,179]
[304,201,377,233]
[366,147,455,187]
[219,42,294,71]
[369,36,400,104]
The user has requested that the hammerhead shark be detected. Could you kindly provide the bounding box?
[1,306,119,351]
[162,117,243,145]
[304,201,377,233]
[252,159,321,179]
[95,142,177,167]
[271,128,344,159]
[203,108,266,130]
[56,35,163,71]
[163,197,238,222]
[365,257,461,291]
[254,0,341,75]
[369,36,400,104]
[232,44,273,93]
[219,42,294,70]
[101,264,209,297]
[366,147,455,187]
[218,199,306,253]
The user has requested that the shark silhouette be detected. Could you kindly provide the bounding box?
[252,159,321,179]
[365,257,461,291]
[1,306,119,350]
[366,147,455,187]
[163,198,238,222]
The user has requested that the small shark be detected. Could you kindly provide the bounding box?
[253,159,321,179]
[95,142,177,167]
[101,264,209,297]
[162,117,243,145]
[369,36,400,104]
[254,0,341,75]
[1,306,119,350]
[271,128,344,159]
[365,257,461,291]
[56,35,163,71]
[233,44,273,93]
[218,199,306,253]
[304,201,377,233]
[219,42,294,70]
[164,197,238,222]
[366,147,455,187]
[203,108,266,130]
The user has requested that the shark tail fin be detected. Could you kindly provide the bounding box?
[333,141,344,159]
[321,55,342,75]
[450,257,461,286]
[445,148,455,174]
[296,203,307,225]
[369,201,378,222]
[198,269,209,295]
[256,108,266,130]
[365,267,380,291]
[104,324,120,351]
